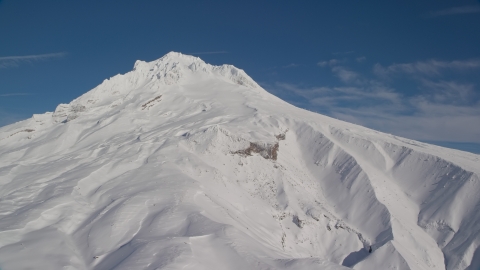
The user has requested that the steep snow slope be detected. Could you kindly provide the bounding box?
[0,52,479,270]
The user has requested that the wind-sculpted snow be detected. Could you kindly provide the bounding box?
[0,52,479,270]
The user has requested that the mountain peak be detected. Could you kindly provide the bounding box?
[133,51,203,71]
[131,51,258,89]
[0,51,479,270]
[44,52,262,123]
[160,51,202,62]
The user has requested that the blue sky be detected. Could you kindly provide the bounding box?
[1,0,480,153]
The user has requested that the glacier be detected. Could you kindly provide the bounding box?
[0,52,479,270]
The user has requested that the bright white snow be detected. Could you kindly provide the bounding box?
[0,52,479,270]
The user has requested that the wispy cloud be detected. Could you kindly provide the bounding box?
[187,51,228,55]
[420,80,475,104]
[331,66,360,83]
[330,106,480,143]
[275,82,401,108]
[0,93,31,97]
[428,5,480,17]
[282,63,300,68]
[332,51,354,55]
[0,52,67,69]
[262,63,301,72]
[272,81,480,143]
[268,57,480,144]
[373,59,480,77]
[318,59,342,67]
[356,56,366,63]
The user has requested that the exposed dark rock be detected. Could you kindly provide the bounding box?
[142,95,162,110]
[71,105,86,113]
[8,129,35,138]
[233,141,279,160]
[293,215,304,228]
[275,133,286,141]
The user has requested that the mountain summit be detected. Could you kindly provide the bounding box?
[0,53,479,270]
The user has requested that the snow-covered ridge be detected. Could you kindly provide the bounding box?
[0,52,479,270]
[48,52,259,124]
[132,52,259,88]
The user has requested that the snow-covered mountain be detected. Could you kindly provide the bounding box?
[0,52,479,270]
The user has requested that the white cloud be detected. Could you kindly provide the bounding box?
[332,66,360,83]
[187,51,228,55]
[282,63,299,68]
[270,57,480,143]
[331,107,480,143]
[332,51,354,55]
[0,52,67,69]
[420,80,475,104]
[356,56,366,63]
[317,61,328,67]
[428,5,480,17]
[318,59,342,67]
[318,92,480,143]
[275,82,402,109]
[0,93,30,97]
[373,59,480,77]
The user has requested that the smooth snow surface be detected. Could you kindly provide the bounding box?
[1,52,479,270]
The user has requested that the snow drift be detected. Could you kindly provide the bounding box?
[0,52,479,270]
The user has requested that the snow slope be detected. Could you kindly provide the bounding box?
[0,52,479,270]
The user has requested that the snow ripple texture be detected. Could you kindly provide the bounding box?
[0,52,479,270]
